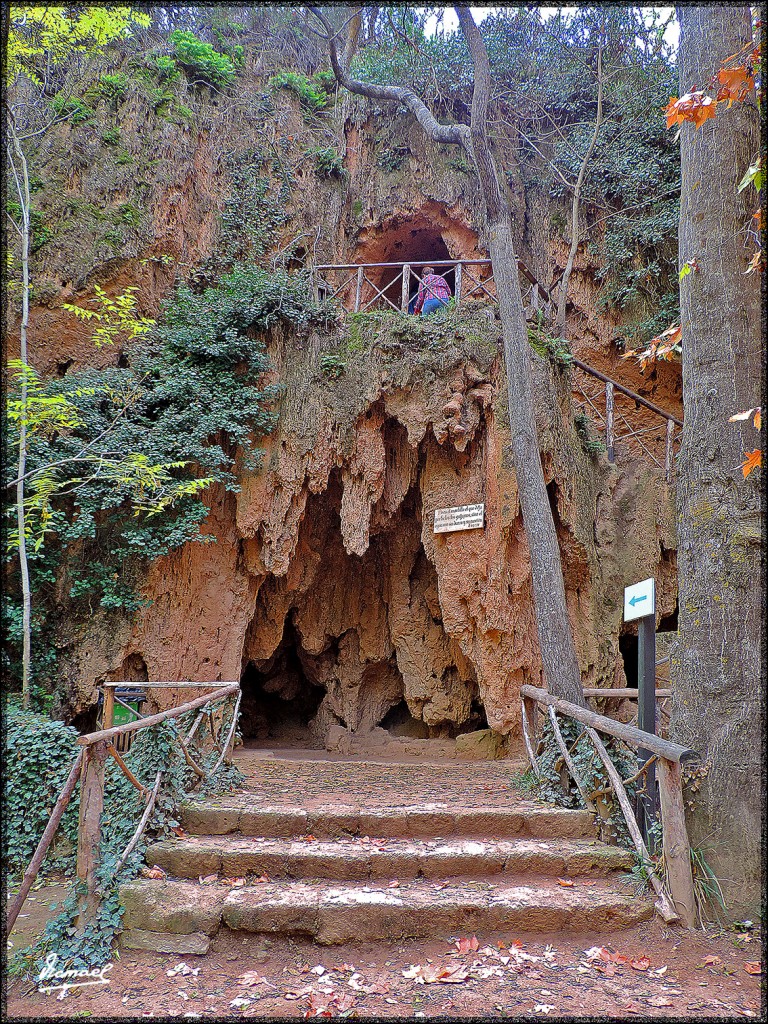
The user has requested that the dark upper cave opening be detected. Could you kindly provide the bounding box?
[366,227,455,311]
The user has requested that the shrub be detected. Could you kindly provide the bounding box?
[50,95,94,123]
[97,72,129,103]
[308,145,346,179]
[169,29,239,88]
[269,71,329,113]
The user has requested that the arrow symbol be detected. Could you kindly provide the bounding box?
[628,594,648,606]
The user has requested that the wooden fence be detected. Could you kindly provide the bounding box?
[521,683,698,928]
[311,259,681,481]
[6,682,240,934]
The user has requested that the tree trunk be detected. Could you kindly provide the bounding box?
[9,122,33,708]
[310,5,587,707]
[669,5,762,916]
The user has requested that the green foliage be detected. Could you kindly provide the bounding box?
[534,714,638,848]
[319,352,347,378]
[219,149,293,264]
[8,706,244,974]
[527,320,573,367]
[116,202,141,228]
[169,29,240,88]
[50,95,94,123]
[307,145,346,179]
[5,705,82,876]
[96,72,129,103]
[101,126,121,145]
[269,71,330,115]
[146,52,180,81]
[376,147,409,172]
[574,412,607,457]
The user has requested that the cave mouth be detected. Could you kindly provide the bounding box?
[240,618,326,747]
[372,229,455,310]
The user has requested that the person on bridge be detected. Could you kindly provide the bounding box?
[413,266,451,315]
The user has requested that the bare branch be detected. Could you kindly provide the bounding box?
[307,6,469,149]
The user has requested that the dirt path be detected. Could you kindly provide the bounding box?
[6,911,762,1019]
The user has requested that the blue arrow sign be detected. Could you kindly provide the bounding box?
[624,578,655,622]
[628,595,647,606]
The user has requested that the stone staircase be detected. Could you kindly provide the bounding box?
[119,756,654,953]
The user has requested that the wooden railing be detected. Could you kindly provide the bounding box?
[312,258,549,314]
[571,358,682,483]
[521,683,698,928]
[6,682,240,935]
[311,259,681,481]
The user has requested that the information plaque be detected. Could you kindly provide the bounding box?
[433,503,485,534]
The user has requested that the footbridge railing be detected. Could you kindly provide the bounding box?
[521,683,698,929]
[312,258,682,481]
[6,682,240,934]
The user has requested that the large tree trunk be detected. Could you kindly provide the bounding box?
[670,5,763,915]
[309,5,586,707]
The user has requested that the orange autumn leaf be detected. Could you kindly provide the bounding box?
[716,66,755,105]
[743,961,762,974]
[755,409,762,431]
[740,449,762,478]
[557,877,575,887]
[754,208,763,231]
[665,91,717,129]
[630,956,651,971]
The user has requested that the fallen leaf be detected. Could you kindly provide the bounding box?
[454,935,480,953]
[646,996,673,1007]
[743,962,761,975]
[556,878,574,887]
[704,955,722,966]
[167,963,200,977]
[141,865,166,879]
[630,956,651,971]
[198,874,218,885]
[221,877,246,887]
[533,1005,555,1014]
[171,826,188,839]
[238,971,275,989]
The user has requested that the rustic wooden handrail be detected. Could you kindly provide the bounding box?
[6,682,241,937]
[80,683,239,744]
[521,683,697,928]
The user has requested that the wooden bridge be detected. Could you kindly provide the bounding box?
[311,258,682,481]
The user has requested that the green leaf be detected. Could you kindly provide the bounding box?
[738,163,762,193]
[679,262,692,281]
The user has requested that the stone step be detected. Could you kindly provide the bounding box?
[179,799,596,841]
[119,876,654,951]
[144,834,633,881]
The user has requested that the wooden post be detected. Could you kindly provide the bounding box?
[521,696,540,777]
[76,740,108,925]
[355,266,363,312]
[102,685,115,732]
[637,613,658,846]
[401,263,410,312]
[6,750,84,934]
[657,758,697,928]
[605,381,615,462]
[455,262,462,307]
[665,418,674,483]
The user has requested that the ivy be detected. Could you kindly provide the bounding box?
[7,707,244,975]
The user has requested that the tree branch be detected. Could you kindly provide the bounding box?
[307,6,469,148]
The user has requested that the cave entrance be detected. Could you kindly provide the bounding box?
[240,617,325,747]
[371,229,455,311]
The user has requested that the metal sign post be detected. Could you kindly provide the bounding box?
[624,578,658,848]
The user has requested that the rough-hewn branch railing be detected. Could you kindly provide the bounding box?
[6,682,240,935]
[521,683,698,929]
[312,259,681,480]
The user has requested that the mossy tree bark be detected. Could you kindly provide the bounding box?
[669,5,763,914]
[310,5,587,708]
